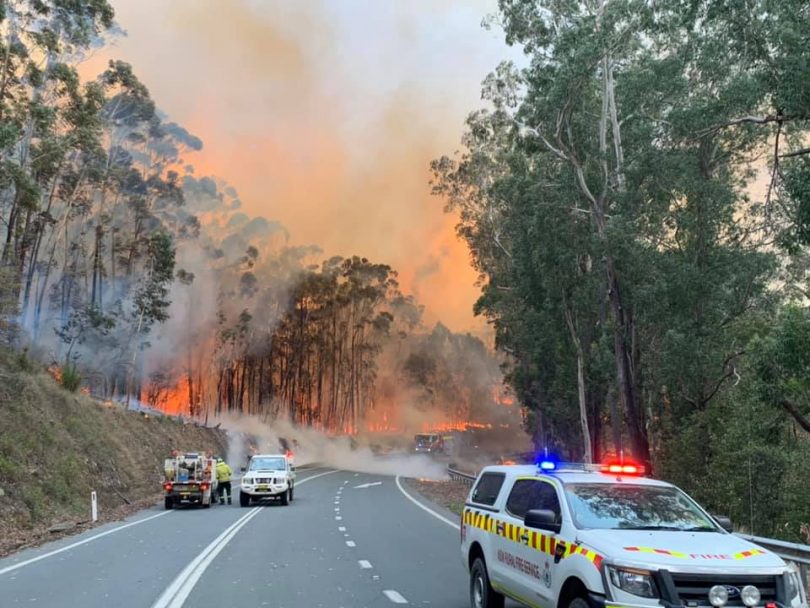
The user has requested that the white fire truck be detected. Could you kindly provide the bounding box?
[162,451,218,509]
[461,460,808,608]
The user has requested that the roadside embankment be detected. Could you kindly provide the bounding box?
[0,352,227,557]
[405,478,470,515]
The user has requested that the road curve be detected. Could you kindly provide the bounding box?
[0,469,496,607]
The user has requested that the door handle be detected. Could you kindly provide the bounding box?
[520,533,530,544]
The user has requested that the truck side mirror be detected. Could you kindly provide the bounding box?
[525,509,561,534]
[240,466,246,473]
[713,515,733,532]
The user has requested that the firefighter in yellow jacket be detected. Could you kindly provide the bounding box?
[215,457,233,505]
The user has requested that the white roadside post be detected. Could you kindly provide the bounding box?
[91,491,98,522]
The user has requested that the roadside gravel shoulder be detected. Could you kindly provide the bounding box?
[403,478,470,516]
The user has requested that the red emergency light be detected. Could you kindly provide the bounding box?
[163,482,172,492]
[200,482,210,491]
[286,450,294,459]
[601,462,644,476]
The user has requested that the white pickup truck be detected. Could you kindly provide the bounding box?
[239,453,296,507]
[461,461,808,608]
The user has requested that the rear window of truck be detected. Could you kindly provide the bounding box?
[471,472,506,506]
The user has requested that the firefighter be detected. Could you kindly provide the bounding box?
[215,457,233,505]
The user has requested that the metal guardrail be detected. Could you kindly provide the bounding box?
[446,465,809,592]
[447,466,475,485]
[735,534,810,592]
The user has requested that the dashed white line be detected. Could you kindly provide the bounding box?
[384,590,408,604]
[358,560,373,569]
[346,540,356,547]
[335,516,342,520]
[338,526,346,532]
[394,475,460,530]
[0,510,173,577]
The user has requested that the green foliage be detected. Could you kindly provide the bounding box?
[437,0,810,537]
[61,364,81,392]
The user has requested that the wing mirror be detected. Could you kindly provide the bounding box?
[525,509,561,534]
[240,466,246,473]
[713,515,733,532]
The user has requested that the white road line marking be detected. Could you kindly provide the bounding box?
[394,475,460,530]
[0,510,172,577]
[338,526,346,531]
[353,481,383,489]
[346,540,356,547]
[151,508,261,608]
[343,480,348,485]
[334,507,340,512]
[335,516,342,520]
[358,560,372,569]
[151,469,338,608]
[384,590,408,603]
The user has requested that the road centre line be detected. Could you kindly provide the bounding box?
[346,540,356,547]
[384,589,409,603]
[339,526,346,531]
[151,508,262,608]
[151,469,338,608]
[358,560,372,568]
[394,475,460,531]
[0,510,172,577]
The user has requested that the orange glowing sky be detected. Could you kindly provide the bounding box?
[82,0,523,335]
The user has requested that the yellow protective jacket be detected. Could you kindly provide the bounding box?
[215,461,232,482]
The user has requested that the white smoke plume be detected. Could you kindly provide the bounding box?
[215,414,449,480]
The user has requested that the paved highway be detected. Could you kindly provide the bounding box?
[0,468,519,607]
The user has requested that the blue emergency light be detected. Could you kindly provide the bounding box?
[539,460,557,471]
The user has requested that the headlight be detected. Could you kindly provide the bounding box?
[741,585,760,607]
[608,567,658,598]
[241,478,252,486]
[709,585,728,607]
[786,565,805,604]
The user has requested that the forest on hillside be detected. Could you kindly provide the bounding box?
[434,0,810,540]
[0,1,507,435]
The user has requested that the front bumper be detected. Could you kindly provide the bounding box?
[241,482,289,497]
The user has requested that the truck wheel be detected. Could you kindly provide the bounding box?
[568,598,590,608]
[239,491,250,507]
[470,558,504,608]
[164,496,173,510]
[280,489,289,506]
[289,486,294,502]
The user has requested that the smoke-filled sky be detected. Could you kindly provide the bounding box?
[81,0,523,335]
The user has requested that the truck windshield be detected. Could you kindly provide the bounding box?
[564,483,717,531]
[249,457,286,471]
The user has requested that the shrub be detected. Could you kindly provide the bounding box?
[61,365,82,392]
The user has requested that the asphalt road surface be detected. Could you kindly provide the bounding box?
[0,468,520,607]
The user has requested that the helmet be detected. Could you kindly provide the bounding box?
[216,457,223,463]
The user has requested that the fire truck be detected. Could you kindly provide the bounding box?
[162,451,218,509]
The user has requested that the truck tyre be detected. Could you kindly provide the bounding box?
[280,489,290,506]
[567,598,589,608]
[164,496,173,510]
[240,491,250,507]
[289,485,294,501]
[470,558,504,608]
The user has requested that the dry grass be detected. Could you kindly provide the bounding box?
[405,478,471,516]
[0,351,227,557]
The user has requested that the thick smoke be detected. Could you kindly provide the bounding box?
[217,414,448,480]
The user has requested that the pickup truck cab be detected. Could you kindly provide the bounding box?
[461,461,808,608]
[240,453,296,507]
